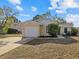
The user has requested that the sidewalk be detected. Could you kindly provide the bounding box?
[0,37,22,56]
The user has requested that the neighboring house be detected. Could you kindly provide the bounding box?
[10,23,21,32]
[11,13,73,37]
[10,16,21,32]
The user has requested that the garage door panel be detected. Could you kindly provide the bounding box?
[24,27,39,37]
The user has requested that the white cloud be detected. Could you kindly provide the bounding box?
[49,0,79,9]
[74,23,79,27]
[56,9,66,13]
[65,14,79,22]
[16,5,23,11]
[49,0,79,26]
[61,0,79,9]
[48,7,54,10]
[32,6,37,12]
[8,0,23,11]
[19,14,30,17]
[65,14,79,27]
[8,0,21,5]
[49,0,79,13]
[49,0,60,9]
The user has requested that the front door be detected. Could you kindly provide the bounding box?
[64,27,67,34]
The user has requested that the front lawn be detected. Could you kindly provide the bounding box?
[0,37,79,59]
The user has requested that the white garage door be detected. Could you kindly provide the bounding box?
[24,27,39,37]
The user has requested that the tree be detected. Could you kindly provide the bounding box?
[53,15,66,24]
[0,8,4,32]
[47,24,59,37]
[2,16,19,33]
[0,6,19,33]
[71,27,78,35]
[33,11,51,21]
[33,15,41,21]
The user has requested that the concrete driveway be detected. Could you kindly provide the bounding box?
[0,37,22,56]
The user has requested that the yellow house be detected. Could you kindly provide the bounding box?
[11,19,73,37]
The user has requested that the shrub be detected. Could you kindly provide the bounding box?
[47,24,59,37]
[71,27,78,35]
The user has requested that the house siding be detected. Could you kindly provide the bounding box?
[59,24,72,34]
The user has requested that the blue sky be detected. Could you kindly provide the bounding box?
[0,0,79,27]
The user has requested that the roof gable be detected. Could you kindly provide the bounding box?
[21,20,40,25]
